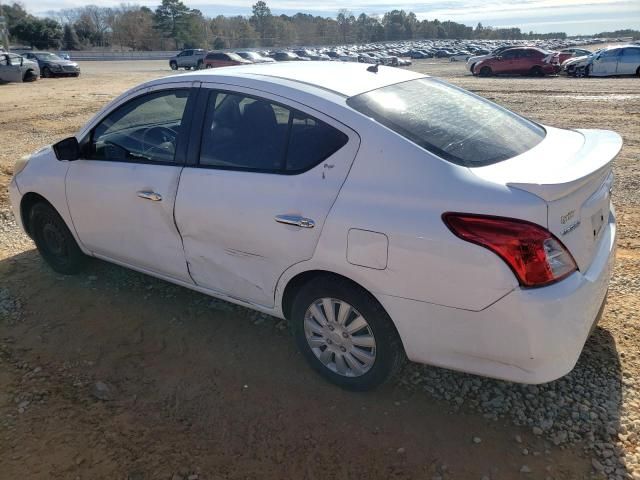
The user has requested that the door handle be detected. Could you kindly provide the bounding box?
[275,215,315,228]
[137,191,162,202]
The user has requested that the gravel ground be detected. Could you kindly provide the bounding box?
[0,57,639,479]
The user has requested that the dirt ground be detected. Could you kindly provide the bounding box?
[0,57,639,480]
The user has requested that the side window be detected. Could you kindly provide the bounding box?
[502,50,517,59]
[286,111,348,172]
[623,48,640,57]
[199,91,349,173]
[89,89,189,164]
[200,91,290,170]
[600,49,618,58]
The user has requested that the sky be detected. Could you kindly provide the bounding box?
[22,0,640,35]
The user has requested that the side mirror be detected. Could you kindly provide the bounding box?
[53,137,81,161]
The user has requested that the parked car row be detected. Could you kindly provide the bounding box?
[464,44,639,78]
[0,50,79,82]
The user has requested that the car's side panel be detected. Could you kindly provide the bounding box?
[276,117,548,312]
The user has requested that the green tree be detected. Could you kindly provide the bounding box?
[154,0,192,49]
[11,17,63,49]
[250,1,272,43]
[62,23,80,50]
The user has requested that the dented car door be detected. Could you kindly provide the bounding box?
[174,85,359,308]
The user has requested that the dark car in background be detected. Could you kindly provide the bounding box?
[473,47,559,77]
[236,51,275,63]
[270,51,310,62]
[22,51,80,78]
[204,52,252,68]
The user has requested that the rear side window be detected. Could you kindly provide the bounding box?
[199,91,348,173]
[347,78,545,167]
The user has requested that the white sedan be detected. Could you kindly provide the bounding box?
[9,62,619,390]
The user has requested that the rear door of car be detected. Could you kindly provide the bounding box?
[173,85,360,308]
[616,47,640,75]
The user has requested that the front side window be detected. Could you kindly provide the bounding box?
[600,49,619,59]
[347,78,545,167]
[199,91,348,173]
[90,89,189,164]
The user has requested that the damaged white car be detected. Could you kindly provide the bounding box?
[9,63,619,390]
[0,53,39,82]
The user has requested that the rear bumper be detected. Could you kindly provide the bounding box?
[380,210,616,384]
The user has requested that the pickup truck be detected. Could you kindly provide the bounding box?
[169,49,207,70]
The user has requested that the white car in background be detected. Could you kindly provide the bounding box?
[9,63,619,390]
[579,45,640,77]
[449,52,471,62]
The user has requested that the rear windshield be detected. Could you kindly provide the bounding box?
[347,78,545,167]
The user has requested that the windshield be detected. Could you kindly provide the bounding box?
[347,78,546,167]
[35,53,62,61]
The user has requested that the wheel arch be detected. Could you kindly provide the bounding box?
[279,270,405,352]
[20,192,53,237]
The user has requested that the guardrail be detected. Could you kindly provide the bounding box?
[66,51,180,61]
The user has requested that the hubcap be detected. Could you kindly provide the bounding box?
[304,298,376,377]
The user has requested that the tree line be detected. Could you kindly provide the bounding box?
[3,0,634,52]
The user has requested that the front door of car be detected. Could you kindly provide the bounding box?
[174,86,359,307]
[0,54,22,82]
[591,49,619,75]
[495,50,517,73]
[177,50,192,68]
[65,84,196,282]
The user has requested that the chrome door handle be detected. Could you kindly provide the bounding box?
[137,191,162,202]
[275,215,315,228]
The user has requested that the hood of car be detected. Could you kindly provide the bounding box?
[563,55,591,67]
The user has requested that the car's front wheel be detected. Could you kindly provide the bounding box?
[169,61,178,70]
[291,276,405,391]
[29,202,87,275]
[479,66,492,77]
[42,66,52,78]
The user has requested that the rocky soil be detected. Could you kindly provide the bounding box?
[0,57,638,479]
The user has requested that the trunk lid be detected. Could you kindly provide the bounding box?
[470,126,621,272]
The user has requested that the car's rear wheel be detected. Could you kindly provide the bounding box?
[42,67,52,78]
[169,61,178,70]
[529,66,544,77]
[290,276,405,391]
[479,66,492,77]
[205,64,213,69]
[197,60,203,70]
[29,203,87,275]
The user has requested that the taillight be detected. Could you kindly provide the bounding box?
[442,213,577,288]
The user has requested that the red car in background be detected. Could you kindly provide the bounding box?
[204,52,252,69]
[473,47,560,77]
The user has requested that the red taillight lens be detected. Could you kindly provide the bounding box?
[442,213,577,288]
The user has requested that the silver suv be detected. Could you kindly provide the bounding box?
[169,49,207,70]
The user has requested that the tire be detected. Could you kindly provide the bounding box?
[23,70,38,82]
[469,62,476,73]
[479,66,492,77]
[205,64,213,69]
[197,60,203,70]
[169,61,178,70]
[585,65,591,77]
[185,66,191,70]
[529,66,544,77]
[42,66,52,78]
[72,73,80,78]
[29,203,87,275]
[636,66,640,77]
[290,275,405,391]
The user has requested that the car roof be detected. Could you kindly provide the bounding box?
[171,62,425,97]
